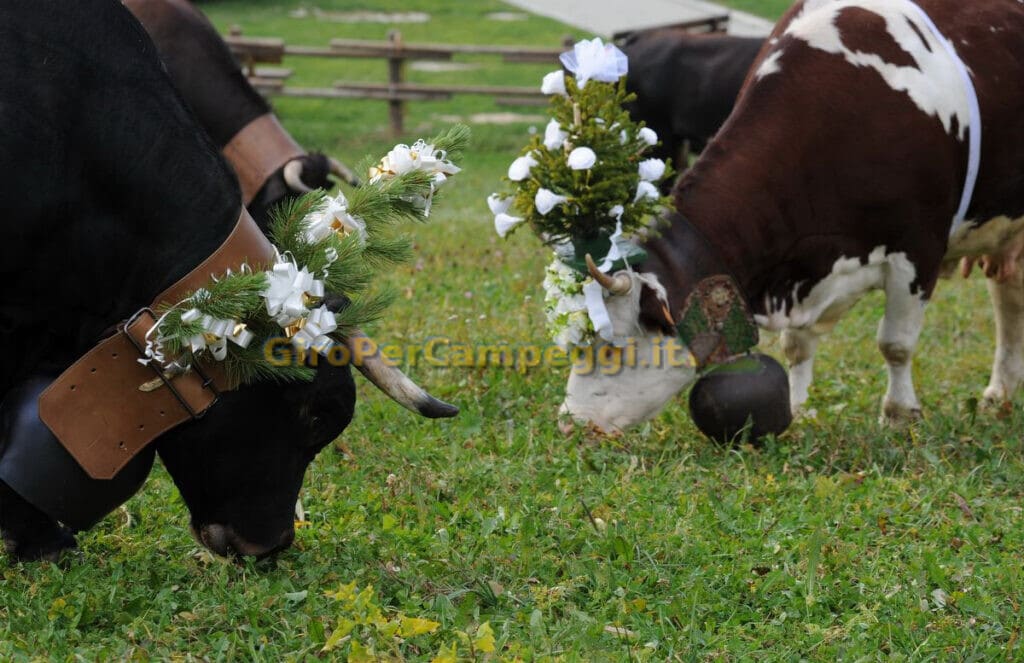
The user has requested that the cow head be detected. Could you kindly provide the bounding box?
[560,258,696,433]
[155,299,455,559]
[248,153,361,229]
[156,357,354,558]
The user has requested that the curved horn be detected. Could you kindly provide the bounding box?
[329,157,362,188]
[345,332,458,418]
[283,159,314,193]
[586,253,632,295]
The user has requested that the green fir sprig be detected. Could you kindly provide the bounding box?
[147,125,470,385]
[494,73,674,246]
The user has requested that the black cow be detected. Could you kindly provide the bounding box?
[621,29,764,177]
[123,0,360,230]
[0,0,452,561]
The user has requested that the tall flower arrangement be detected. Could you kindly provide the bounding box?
[488,38,674,349]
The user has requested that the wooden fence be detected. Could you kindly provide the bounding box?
[226,15,728,135]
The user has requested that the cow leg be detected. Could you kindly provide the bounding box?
[983,267,1024,404]
[877,276,926,424]
[0,481,76,562]
[781,327,820,416]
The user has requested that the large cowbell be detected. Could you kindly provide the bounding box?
[0,376,156,531]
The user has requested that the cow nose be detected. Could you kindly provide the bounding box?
[197,524,295,559]
[198,523,231,556]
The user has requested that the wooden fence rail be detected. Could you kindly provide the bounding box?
[226,15,728,135]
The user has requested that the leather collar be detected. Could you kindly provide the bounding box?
[38,209,275,479]
[675,274,759,370]
[222,113,305,204]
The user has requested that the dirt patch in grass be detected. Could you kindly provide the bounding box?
[437,112,545,125]
[289,8,430,23]
[410,62,480,73]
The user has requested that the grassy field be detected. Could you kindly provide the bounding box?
[3,0,1024,660]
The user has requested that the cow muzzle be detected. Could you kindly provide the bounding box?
[193,523,295,559]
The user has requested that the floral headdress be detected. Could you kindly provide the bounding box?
[489,38,674,349]
[145,125,470,384]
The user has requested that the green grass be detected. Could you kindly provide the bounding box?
[5,1,1024,660]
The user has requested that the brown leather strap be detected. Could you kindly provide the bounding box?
[39,209,276,479]
[222,113,305,204]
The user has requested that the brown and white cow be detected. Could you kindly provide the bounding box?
[562,0,1024,432]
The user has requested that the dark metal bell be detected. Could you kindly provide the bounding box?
[0,375,156,531]
[688,353,792,444]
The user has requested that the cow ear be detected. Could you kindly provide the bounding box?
[638,281,675,334]
[321,294,351,314]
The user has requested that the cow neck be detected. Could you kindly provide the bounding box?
[222,113,305,205]
[668,140,795,316]
[38,208,276,480]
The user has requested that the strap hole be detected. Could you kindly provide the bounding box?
[118,441,126,449]
[138,424,145,430]
[159,410,166,416]
[69,385,76,391]
[111,352,119,358]
[90,368,96,373]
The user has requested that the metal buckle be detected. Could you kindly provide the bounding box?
[122,307,220,419]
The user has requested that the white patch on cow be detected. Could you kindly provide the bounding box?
[758,247,926,422]
[755,246,893,331]
[560,272,696,433]
[945,215,1024,259]
[755,50,784,79]
[984,270,1024,403]
[782,0,971,139]
[875,252,926,422]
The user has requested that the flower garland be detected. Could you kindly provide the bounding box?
[542,257,594,350]
[488,38,674,349]
[144,125,470,385]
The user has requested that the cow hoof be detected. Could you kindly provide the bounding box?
[879,403,922,426]
[3,526,77,563]
[982,385,1011,406]
[791,404,817,421]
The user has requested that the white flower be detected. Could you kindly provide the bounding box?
[487,193,512,216]
[543,119,568,151]
[567,146,597,170]
[508,154,538,181]
[638,127,658,146]
[634,180,660,203]
[494,212,525,238]
[540,70,568,96]
[542,257,595,350]
[559,38,628,88]
[619,129,629,145]
[638,158,666,182]
[609,204,624,220]
[534,188,569,215]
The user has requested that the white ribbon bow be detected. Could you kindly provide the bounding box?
[262,258,324,326]
[559,38,629,88]
[306,193,367,246]
[181,308,254,361]
[290,305,338,355]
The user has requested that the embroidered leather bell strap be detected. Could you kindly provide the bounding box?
[675,274,759,370]
[222,113,305,205]
[38,209,275,479]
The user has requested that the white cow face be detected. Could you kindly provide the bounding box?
[560,272,696,433]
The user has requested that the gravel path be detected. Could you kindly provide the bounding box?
[502,0,775,37]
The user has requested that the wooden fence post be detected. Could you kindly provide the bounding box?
[387,30,405,136]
